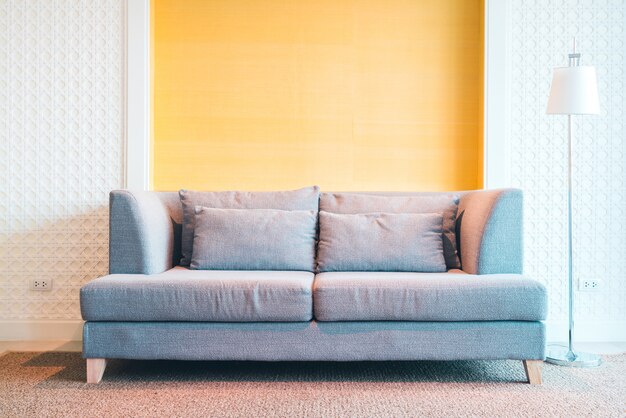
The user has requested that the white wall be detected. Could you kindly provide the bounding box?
[0,0,124,338]
[507,0,626,341]
[1,0,624,342]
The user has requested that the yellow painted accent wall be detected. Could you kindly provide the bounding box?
[152,0,483,191]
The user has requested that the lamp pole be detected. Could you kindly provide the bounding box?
[565,39,577,362]
[565,109,575,361]
[545,38,602,367]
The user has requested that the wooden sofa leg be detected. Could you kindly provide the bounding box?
[87,358,107,384]
[523,360,543,385]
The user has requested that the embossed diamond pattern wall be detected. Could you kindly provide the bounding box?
[1,0,624,330]
[510,0,626,325]
[0,1,124,320]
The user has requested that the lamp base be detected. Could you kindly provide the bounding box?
[545,344,602,367]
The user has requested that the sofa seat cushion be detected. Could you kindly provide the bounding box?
[81,267,314,322]
[313,271,547,321]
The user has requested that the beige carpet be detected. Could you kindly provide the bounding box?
[0,352,624,417]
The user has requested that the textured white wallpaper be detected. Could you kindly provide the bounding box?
[0,0,624,333]
[509,0,626,327]
[0,0,124,320]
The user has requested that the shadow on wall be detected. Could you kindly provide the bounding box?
[0,204,110,320]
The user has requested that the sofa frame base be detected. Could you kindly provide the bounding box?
[83,320,546,384]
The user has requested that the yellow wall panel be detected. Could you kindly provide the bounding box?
[152,0,483,191]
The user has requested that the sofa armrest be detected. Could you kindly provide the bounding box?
[109,190,174,274]
[457,188,523,275]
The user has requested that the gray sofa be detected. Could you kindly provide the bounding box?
[80,188,547,384]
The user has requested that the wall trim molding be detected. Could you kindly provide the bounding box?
[0,320,84,341]
[483,0,512,188]
[546,321,626,344]
[125,0,151,190]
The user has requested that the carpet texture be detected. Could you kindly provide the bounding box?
[0,352,624,417]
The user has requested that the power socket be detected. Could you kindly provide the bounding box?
[579,278,601,292]
[31,279,52,291]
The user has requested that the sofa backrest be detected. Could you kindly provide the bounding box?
[109,189,522,275]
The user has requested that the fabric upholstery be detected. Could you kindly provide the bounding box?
[457,189,523,274]
[317,211,446,272]
[106,188,524,276]
[320,192,460,269]
[179,186,320,266]
[109,190,178,275]
[156,191,184,266]
[80,267,314,322]
[313,271,547,321]
[82,320,546,361]
[191,207,317,271]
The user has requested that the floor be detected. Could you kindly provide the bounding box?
[3,350,626,417]
[0,341,625,357]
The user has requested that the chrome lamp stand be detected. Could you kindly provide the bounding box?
[545,41,602,368]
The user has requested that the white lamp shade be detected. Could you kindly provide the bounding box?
[546,66,600,115]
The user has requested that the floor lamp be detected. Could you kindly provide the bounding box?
[545,41,602,367]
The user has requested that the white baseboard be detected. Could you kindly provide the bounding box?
[1,319,624,343]
[546,321,626,343]
[0,320,83,341]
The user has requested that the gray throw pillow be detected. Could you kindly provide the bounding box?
[191,207,317,271]
[320,193,460,269]
[317,211,446,272]
[179,186,320,266]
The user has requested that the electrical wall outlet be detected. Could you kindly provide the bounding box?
[31,279,52,291]
[579,278,601,292]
